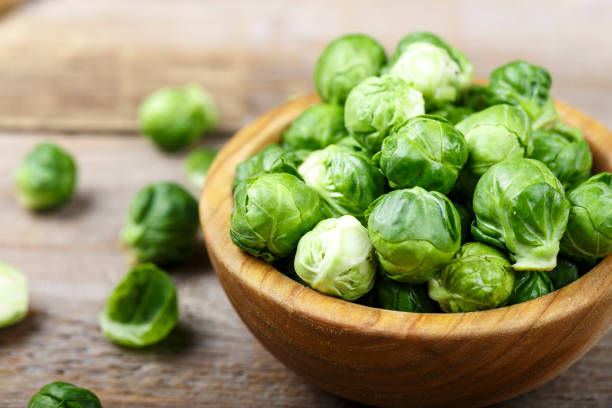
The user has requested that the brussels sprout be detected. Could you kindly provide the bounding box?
[0,262,28,329]
[506,270,555,305]
[560,173,612,261]
[231,173,325,263]
[547,257,580,290]
[488,61,558,130]
[460,84,490,111]
[428,242,514,312]
[282,104,348,150]
[429,105,473,125]
[298,145,386,221]
[121,182,199,265]
[472,158,570,271]
[365,187,461,283]
[184,147,218,189]
[528,123,592,190]
[139,83,218,151]
[455,104,533,195]
[294,215,376,301]
[344,74,425,153]
[336,136,369,154]
[375,115,468,194]
[314,34,387,104]
[14,142,77,211]
[387,31,473,107]
[233,144,301,188]
[28,381,102,408]
[370,271,436,312]
[454,202,473,244]
[99,263,178,348]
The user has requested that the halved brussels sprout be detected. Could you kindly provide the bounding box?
[472,158,570,271]
[529,123,592,190]
[28,382,102,408]
[344,74,425,153]
[370,271,436,312]
[488,60,558,130]
[184,147,218,189]
[506,270,554,305]
[387,31,473,107]
[365,187,461,283]
[560,173,612,261]
[294,215,376,301]
[429,104,474,125]
[230,172,325,263]
[375,115,468,194]
[298,145,386,222]
[282,103,348,150]
[314,34,387,104]
[0,262,28,329]
[428,242,514,312]
[99,263,178,348]
[547,258,580,290]
[233,144,301,188]
[14,142,77,211]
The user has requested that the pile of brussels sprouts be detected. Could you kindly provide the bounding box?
[230,32,612,313]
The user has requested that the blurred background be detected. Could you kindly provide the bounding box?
[0,0,610,407]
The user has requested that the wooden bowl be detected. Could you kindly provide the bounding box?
[200,94,612,408]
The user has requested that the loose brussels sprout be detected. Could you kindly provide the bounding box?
[472,158,570,271]
[344,74,425,153]
[546,257,580,290]
[314,34,387,104]
[294,215,376,301]
[282,104,348,150]
[233,144,301,188]
[28,381,102,408]
[231,172,325,263]
[529,123,592,190]
[298,145,386,221]
[375,115,468,194]
[488,61,558,130]
[139,83,218,151]
[460,84,490,111]
[336,136,369,154]
[429,104,473,125]
[100,263,178,348]
[14,142,77,211]
[366,188,461,283]
[454,202,473,244]
[428,242,514,312]
[184,147,218,189]
[455,104,532,195]
[560,173,612,261]
[121,182,199,265]
[506,270,555,305]
[0,262,28,329]
[370,271,436,312]
[387,31,473,107]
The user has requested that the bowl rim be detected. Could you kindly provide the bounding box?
[200,93,612,340]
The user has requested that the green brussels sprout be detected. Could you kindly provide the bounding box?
[506,270,555,305]
[28,381,102,408]
[387,31,473,107]
[184,147,218,189]
[455,104,533,195]
[454,202,474,244]
[488,60,558,130]
[560,173,612,261]
[375,115,468,194]
[282,104,348,150]
[547,257,580,290]
[365,187,461,283]
[314,34,387,104]
[298,145,386,222]
[429,104,473,125]
[460,84,490,111]
[230,172,325,263]
[0,262,28,329]
[14,142,77,211]
[472,158,570,271]
[99,263,178,348]
[139,83,218,151]
[233,144,301,188]
[121,182,199,265]
[428,242,514,312]
[294,215,376,301]
[336,136,369,154]
[528,123,592,190]
[370,271,436,312]
[344,74,425,153]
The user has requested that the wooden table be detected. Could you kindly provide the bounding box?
[0,1,610,406]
